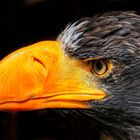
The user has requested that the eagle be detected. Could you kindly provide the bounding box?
[0,11,140,140]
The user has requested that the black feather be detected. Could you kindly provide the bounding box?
[58,11,140,140]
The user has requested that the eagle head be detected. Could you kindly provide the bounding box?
[0,11,140,140]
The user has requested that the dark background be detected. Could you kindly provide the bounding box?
[0,0,139,140]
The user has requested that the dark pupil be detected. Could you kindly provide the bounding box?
[95,61,103,71]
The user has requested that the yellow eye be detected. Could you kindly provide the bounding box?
[90,60,108,75]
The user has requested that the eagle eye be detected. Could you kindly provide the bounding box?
[90,60,109,76]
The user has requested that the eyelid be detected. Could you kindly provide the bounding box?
[82,57,100,62]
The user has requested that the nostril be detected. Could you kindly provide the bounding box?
[33,57,47,79]
[33,57,46,70]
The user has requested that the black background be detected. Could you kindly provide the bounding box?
[0,0,139,140]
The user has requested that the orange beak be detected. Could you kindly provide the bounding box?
[0,41,106,111]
